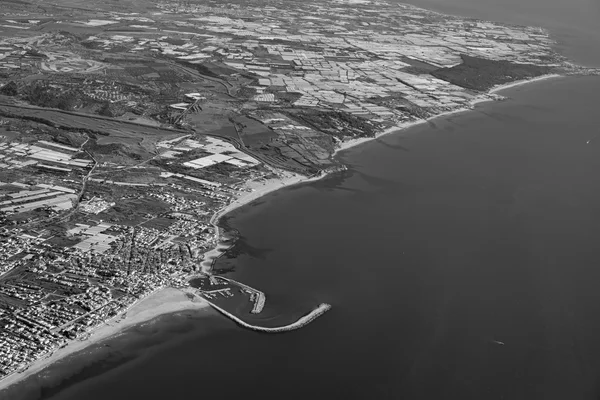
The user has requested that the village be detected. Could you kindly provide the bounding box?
[0,123,279,379]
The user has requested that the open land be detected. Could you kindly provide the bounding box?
[0,0,598,393]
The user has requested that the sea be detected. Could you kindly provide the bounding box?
[4,1,600,399]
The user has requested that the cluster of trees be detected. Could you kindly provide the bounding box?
[293,110,380,139]
[24,82,81,111]
[0,81,18,96]
[431,54,551,91]
[99,101,127,117]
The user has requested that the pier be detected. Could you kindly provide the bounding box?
[216,276,266,314]
[251,292,265,314]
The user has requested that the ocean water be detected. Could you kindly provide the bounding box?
[21,74,599,400]
[5,0,600,398]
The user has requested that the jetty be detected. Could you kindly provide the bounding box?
[251,292,265,314]
[204,300,332,333]
[216,276,266,314]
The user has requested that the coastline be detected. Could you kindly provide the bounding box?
[202,72,566,275]
[0,72,566,395]
[489,73,563,94]
[0,287,209,393]
[334,73,564,156]
[0,164,332,393]
[201,169,332,273]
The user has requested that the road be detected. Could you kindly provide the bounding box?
[51,300,116,334]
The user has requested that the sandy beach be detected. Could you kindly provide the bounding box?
[0,287,209,393]
[0,169,331,392]
[213,170,310,225]
[199,73,566,274]
[489,73,563,94]
[201,169,331,273]
[334,107,483,156]
[334,73,563,156]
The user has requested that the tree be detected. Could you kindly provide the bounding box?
[0,81,18,96]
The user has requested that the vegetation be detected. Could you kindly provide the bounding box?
[0,81,18,96]
[290,110,381,139]
[431,54,551,91]
[99,101,127,118]
[24,82,81,111]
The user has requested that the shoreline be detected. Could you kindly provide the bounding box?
[201,169,333,273]
[333,73,564,156]
[0,72,565,394]
[489,73,563,94]
[201,73,566,274]
[0,287,209,393]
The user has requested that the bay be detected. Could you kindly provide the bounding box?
[40,74,600,400]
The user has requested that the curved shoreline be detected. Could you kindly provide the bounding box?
[204,300,332,333]
[201,75,571,274]
[333,73,564,157]
[0,73,569,394]
[0,287,209,394]
[195,74,566,332]
[200,169,336,274]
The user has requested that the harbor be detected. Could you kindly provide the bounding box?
[191,274,330,331]
[205,302,332,333]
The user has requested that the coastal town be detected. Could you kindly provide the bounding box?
[0,0,596,391]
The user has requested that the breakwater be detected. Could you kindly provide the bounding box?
[251,292,265,314]
[216,276,266,314]
[203,299,332,333]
